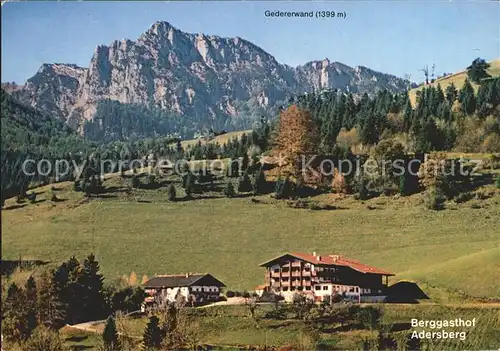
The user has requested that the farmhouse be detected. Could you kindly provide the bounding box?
[260,252,394,302]
[142,273,225,309]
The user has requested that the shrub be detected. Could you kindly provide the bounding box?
[496,176,500,189]
[424,187,445,210]
[470,202,482,209]
[27,192,36,204]
[197,171,215,185]
[234,291,242,297]
[307,201,322,210]
[226,291,235,298]
[475,190,492,200]
[288,198,310,209]
[167,184,176,201]
[224,182,235,198]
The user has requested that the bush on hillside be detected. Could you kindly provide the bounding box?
[455,192,473,204]
[226,291,235,298]
[224,182,235,198]
[424,187,446,210]
[496,176,500,189]
[27,192,36,204]
[147,174,157,186]
[131,175,140,189]
[356,306,381,330]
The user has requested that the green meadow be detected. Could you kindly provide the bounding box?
[2,173,499,299]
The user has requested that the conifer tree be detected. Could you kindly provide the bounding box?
[184,173,195,198]
[458,79,477,115]
[238,172,253,192]
[399,174,409,196]
[253,167,267,194]
[143,315,163,349]
[102,316,121,351]
[80,253,105,321]
[224,182,235,198]
[167,184,176,201]
[445,83,457,105]
[3,282,30,342]
[25,276,38,335]
[466,58,491,84]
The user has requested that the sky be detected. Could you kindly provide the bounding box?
[1,1,499,84]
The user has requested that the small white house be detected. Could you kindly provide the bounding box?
[142,273,225,310]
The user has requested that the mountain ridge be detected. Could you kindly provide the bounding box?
[5,20,413,137]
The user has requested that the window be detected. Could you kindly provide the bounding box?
[315,285,321,291]
[274,269,279,273]
[355,287,359,293]
[305,286,311,291]
[323,286,328,291]
[283,287,288,292]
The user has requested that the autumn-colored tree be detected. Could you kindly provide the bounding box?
[128,271,138,286]
[275,105,319,178]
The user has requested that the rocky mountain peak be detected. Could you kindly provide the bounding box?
[8,20,413,136]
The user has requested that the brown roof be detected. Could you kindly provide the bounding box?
[260,252,394,276]
[143,273,226,288]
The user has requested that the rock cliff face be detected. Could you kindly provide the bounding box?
[11,21,412,133]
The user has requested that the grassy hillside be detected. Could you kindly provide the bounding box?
[409,59,500,106]
[2,173,499,299]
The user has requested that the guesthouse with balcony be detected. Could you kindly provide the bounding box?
[259,252,394,302]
